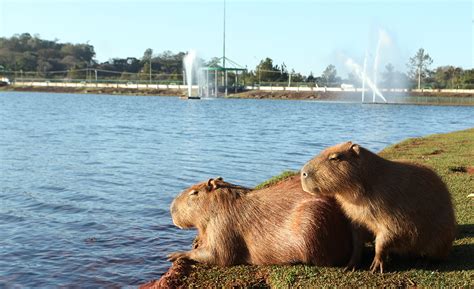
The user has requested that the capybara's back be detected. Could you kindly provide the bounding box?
[378,161,456,259]
[246,175,352,266]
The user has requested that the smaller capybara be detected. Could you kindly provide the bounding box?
[168,175,352,267]
[300,142,457,273]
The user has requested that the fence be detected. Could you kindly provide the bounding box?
[2,70,474,94]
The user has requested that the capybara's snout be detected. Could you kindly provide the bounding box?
[300,163,316,195]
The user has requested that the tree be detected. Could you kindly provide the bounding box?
[140,62,151,80]
[142,48,153,62]
[321,64,337,86]
[407,48,433,89]
[345,72,359,86]
[206,57,221,67]
[67,67,80,79]
[291,69,305,83]
[256,57,280,83]
[461,69,474,89]
[382,63,395,88]
[240,70,256,85]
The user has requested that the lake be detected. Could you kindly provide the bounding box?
[0,92,473,287]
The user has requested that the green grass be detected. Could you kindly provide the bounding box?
[168,128,474,287]
[253,170,298,190]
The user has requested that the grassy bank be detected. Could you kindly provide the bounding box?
[144,128,473,288]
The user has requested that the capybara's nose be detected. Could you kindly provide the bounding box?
[170,199,177,215]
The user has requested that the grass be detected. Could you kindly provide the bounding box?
[165,128,474,287]
[253,170,298,190]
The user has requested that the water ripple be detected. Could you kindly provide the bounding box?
[0,92,473,287]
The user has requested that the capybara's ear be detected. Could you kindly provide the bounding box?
[210,178,222,190]
[206,178,214,192]
[350,143,361,155]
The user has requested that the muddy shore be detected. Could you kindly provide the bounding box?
[0,85,185,97]
[2,85,473,102]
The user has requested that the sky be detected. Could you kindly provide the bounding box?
[0,0,472,76]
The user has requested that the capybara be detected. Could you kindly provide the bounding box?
[168,175,352,267]
[300,142,457,273]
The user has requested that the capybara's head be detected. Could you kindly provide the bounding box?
[301,141,365,196]
[170,177,249,229]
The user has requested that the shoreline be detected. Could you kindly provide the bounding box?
[1,86,474,106]
[141,128,474,288]
[0,85,185,97]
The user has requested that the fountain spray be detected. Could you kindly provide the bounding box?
[183,50,197,97]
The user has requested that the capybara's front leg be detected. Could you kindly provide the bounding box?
[346,225,372,271]
[167,251,189,262]
[345,228,363,271]
[167,247,214,264]
[370,233,389,273]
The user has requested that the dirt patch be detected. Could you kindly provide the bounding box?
[467,166,474,175]
[448,166,474,174]
[449,166,468,173]
[407,139,425,147]
[139,259,195,289]
[428,149,444,155]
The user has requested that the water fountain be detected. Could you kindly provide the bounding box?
[346,58,387,103]
[345,29,390,103]
[183,50,200,99]
[372,29,391,102]
[362,51,368,102]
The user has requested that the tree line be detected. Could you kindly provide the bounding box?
[0,33,472,89]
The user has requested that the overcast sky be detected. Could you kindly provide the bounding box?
[1,0,472,76]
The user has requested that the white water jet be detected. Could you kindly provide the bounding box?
[372,29,391,102]
[362,51,368,102]
[183,50,197,97]
[346,58,387,103]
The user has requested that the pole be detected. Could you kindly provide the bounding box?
[223,0,227,96]
[418,66,421,89]
[214,71,218,96]
[258,68,261,87]
[149,60,152,84]
[206,70,210,97]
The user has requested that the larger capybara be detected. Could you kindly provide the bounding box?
[168,175,352,267]
[300,142,457,273]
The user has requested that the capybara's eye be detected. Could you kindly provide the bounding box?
[189,190,198,196]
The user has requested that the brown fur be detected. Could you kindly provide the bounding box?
[300,142,457,272]
[168,176,352,267]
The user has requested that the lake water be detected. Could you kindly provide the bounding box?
[1,92,473,287]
